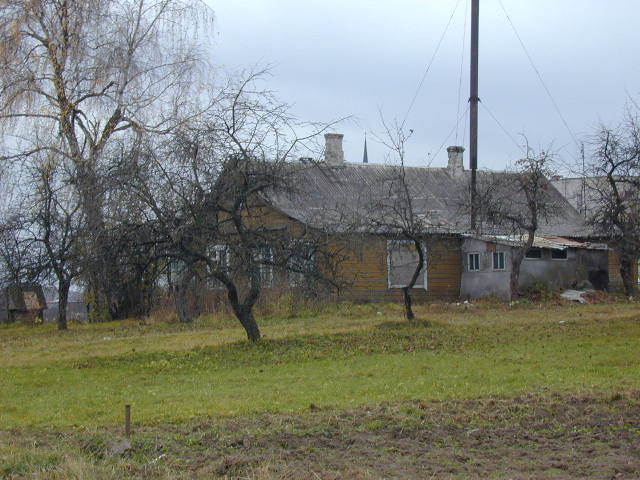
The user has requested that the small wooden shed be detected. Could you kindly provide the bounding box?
[1,284,47,323]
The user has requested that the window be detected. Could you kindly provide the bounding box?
[256,246,273,286]
[387,240,427,289]
[468,253,480,271]
[288,241,316,286]
[525,248,542,259]
[551,249,568,260]
[207,245,229,289]
[492,251,505,270]
[209,245,229,267]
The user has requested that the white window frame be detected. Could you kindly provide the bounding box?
[492,251,505,271]
[256,246,274,287]
[386,240,427,290]
[207,245,230,289]
[468,252,481,272]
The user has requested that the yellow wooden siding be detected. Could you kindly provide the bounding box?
[334,235,461,302]
[608,249,621,287]
[329,235,388,292]
[241,204,309,237]
[608,248,638,288]
[241,205,463,301]
[426,237,462,298]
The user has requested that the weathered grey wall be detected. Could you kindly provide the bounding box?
[461,238,511,300]
[461,238,608,299]
[519,248,608,291]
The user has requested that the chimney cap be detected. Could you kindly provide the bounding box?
[446,145,465,175]
[324,133,344,139]
[447,145,465,153]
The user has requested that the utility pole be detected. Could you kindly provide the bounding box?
[470,0,479,230]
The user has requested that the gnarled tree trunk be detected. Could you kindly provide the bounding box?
[57,278,70,331]
[402,238,425,321]
[620,258,637,297]
[174,270,196,323]
[226,279,262,342]
[402,287,415,320]
[510,249,525,300]
[236,308,261,342]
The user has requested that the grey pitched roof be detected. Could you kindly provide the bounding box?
[268,161,590,238]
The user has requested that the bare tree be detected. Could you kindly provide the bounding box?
[586,107,640,296]
[369,121,427,320]
[129,74,340,341]
[0,214,44,287]
[29,157,84,329]
[0,0,212,318]
[0,219,45,325]
[475,148,560,299]
[0,153,84,330]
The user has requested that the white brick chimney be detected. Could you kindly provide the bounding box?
[324,133,344,165]
[447,146,465,176]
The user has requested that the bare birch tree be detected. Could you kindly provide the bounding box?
[0,0,212,318]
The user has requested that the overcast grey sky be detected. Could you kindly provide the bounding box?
[206,0,640,173]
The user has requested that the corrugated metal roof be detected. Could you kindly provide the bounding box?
[269,161,590,237]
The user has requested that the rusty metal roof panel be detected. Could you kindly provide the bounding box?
[467,234,607,250]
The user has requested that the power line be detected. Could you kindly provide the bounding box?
[402,0,464,129]
[430,104,470,163]
[497,0,581,150]
[481,100,580,173]
[461,99,469,149]
[479,101,524,153]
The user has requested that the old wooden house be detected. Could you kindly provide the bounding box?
[255,134,605,302]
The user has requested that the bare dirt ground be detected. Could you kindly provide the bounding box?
[183,392,640,479]
[4,391,640,479]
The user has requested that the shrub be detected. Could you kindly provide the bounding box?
[522,282,559,302]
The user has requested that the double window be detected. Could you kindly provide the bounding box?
[492,251,505,270]
[469,251,505,271]
[256,246,273,286]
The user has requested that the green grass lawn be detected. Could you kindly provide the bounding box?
[2,301,639,429]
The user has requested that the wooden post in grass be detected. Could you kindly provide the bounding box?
[125,404,132,436]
